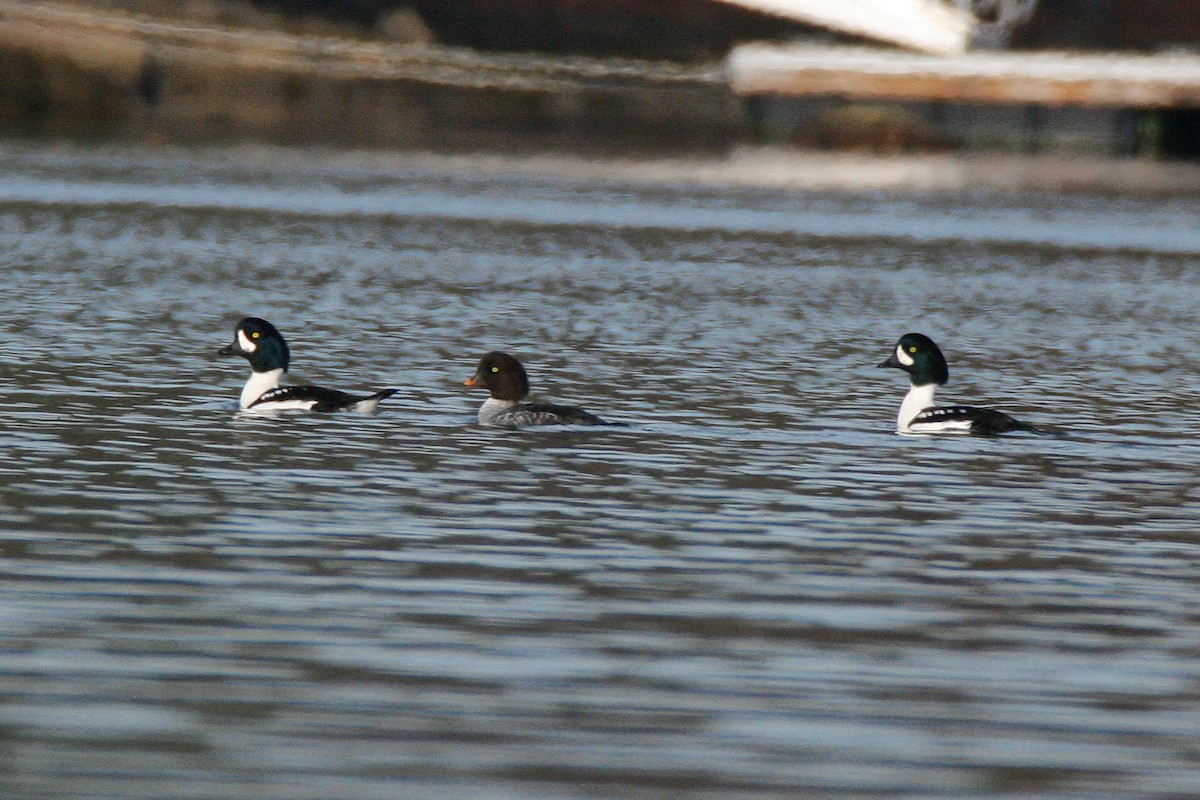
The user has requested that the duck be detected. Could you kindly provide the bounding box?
[463,351,609,428]
[217,317,396,412]
[880,332,1036,436]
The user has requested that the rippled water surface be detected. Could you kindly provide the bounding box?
[1,145,1199,799]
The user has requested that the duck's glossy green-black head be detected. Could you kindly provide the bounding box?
[218,317,290,373]
[879,332,949,386]
[463,351,530,401]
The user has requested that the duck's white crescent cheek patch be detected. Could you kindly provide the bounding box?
[896,346,914,367]
[237,330,257,352]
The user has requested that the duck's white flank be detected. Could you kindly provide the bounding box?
[240,367,284,409]
[898,382,940,434]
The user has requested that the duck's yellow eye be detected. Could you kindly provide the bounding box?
[250,331,261,339]
[907,345,917,353]
[490,365,499,373]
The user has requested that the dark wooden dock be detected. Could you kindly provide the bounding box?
[0,1,724,92]
[0,0,735,150]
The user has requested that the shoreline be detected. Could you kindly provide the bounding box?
[4,140,1199,197]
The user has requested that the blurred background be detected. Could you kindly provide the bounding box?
[3,0,1200,159]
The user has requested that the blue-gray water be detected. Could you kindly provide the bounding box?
[0,145,1199,799]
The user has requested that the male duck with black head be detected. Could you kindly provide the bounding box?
[218,317,396,413]
[880,332,1038,436]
